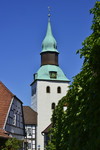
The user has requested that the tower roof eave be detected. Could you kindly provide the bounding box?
[33,65,70,82]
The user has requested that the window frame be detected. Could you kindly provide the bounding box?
[12,114,16,126]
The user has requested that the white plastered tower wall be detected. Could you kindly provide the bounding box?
[31,80,69,150]
[36,80,69,150]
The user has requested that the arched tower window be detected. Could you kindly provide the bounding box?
[57,86,61,93]
[51,103,55,110]
[46,86,50,93]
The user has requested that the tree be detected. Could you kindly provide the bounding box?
[47,1,100,150]
[1,138,23,150]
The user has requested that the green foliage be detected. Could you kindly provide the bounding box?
[1,138,23,150]
[48,1,100,150]
[46,141,56,150]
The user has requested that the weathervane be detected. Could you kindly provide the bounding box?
[48,6,51,21]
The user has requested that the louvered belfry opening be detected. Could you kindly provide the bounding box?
[41,52,58,66]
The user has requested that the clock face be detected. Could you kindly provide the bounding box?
[49,71,57,79]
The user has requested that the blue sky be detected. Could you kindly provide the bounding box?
[0,0,96,106]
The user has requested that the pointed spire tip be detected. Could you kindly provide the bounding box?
[48,6,51,21]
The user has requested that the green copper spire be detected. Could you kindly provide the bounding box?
[41,13,59,53]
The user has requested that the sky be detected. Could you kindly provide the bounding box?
[0,0,96,106]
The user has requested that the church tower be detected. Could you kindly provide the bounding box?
[31,14,70,150]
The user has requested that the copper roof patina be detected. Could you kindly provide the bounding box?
[34,65,70,82]
[41,20,58,53]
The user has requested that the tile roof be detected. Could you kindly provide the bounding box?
[0,81,14,129]
[0,129,10,139]
[23,106,37,125]
[42,123,52,134]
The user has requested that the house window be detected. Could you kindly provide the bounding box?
[57,86,61,93]
[27,128,32,136]
[46,86,50,93]
[51,103,55,110]
[49,71,57,79]
[13,114,16,126]
[28,143,31,149]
